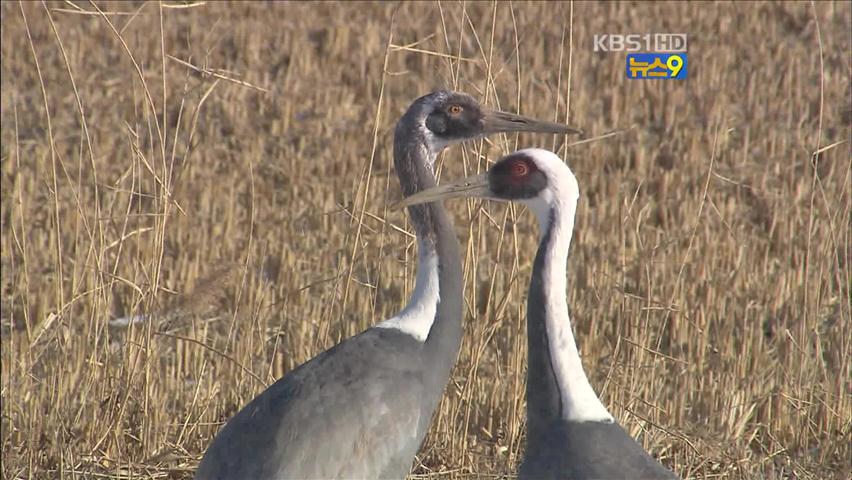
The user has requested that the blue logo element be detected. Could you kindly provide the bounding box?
[626,53,687,79]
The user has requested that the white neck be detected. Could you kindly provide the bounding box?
[375,239,440,342]
[525,191,614,423]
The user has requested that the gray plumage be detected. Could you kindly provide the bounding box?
[196,329,425,479]
[195,93,463,480]
[520,421,678,480]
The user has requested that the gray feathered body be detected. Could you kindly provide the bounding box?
[195,93,463,480]
[519,420,678,480]
[195,329,428,479]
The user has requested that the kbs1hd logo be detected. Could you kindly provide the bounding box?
[594,33,688,80]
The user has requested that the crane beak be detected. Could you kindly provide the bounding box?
[396,174,491,209]
[482,110,583,136]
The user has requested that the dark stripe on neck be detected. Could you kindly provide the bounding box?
[526,207,566,434]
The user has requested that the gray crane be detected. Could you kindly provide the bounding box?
[398,148,678,479]
[195,94,578,480]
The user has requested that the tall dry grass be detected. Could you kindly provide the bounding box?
[1,1,850,479]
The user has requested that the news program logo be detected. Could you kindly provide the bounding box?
[627,53,687,80]
[593,33,688,80]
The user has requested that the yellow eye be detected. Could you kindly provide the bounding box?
[448,105,463,115]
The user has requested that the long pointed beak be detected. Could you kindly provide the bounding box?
[396,174,490,209]
[482,110,583,135]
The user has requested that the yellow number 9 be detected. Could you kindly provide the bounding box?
[666,55,683,77]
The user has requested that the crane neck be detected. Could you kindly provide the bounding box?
[377,123,463,386]
[525,196,613,434]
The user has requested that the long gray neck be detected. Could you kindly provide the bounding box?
[391,122,463,393]
[526,201,612,437]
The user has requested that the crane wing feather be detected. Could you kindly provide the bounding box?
[196,329,425,480]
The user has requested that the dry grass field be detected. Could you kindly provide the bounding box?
[1,1,850,479]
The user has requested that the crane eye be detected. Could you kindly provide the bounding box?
[448,105,463,115]
[511,161,529,177]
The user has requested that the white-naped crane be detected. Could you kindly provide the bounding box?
[399,148,678,480]
[195,95,579,480]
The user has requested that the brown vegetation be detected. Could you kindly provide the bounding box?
[2,1,850,478]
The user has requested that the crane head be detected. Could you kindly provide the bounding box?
[402,90,583,153]
[396,148,580,226]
